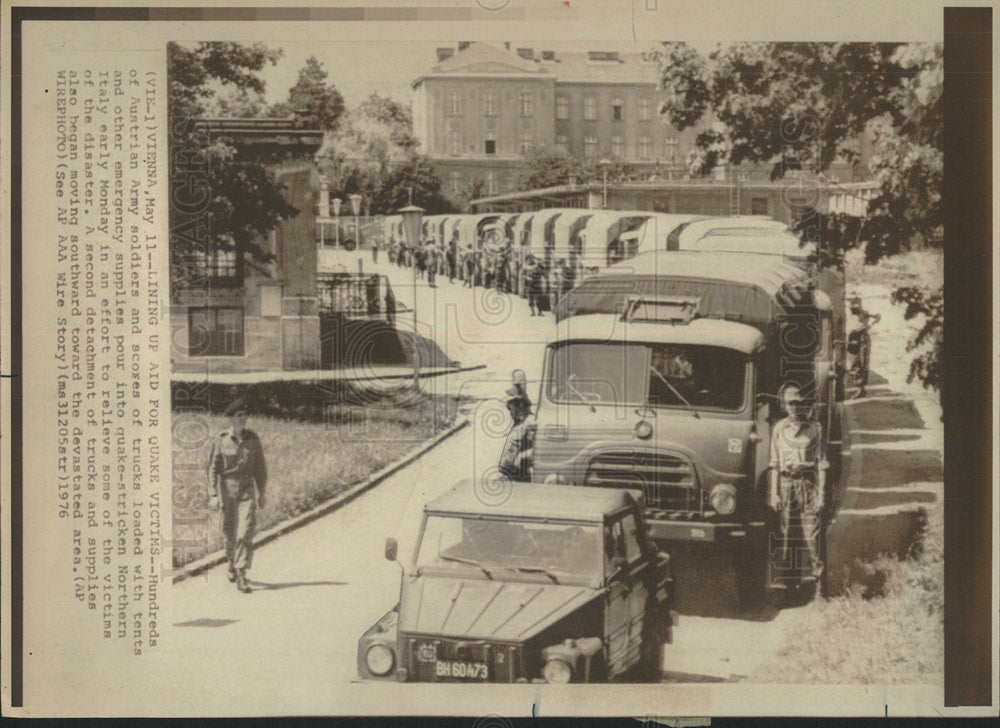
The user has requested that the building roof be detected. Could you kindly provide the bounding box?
[413,42,550,85]
[426,480,637,522]
[414,43,664,87]
[551,314,765,354]
[540,51,662,85]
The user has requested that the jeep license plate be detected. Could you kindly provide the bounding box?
[435,660,489,680]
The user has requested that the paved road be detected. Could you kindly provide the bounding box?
[168,251,943,693]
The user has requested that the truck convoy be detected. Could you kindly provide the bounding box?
[521,245,845,603]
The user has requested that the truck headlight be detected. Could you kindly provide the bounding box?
[543,472,566,484]
[365,644,395,676]
[710,484,737,515]
[542,658,572,684]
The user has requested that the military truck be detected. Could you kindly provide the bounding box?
[525,250,841,603]
[358,480,673,683]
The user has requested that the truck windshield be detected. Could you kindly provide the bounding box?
[416,516,601,584]
[547,342,747,412]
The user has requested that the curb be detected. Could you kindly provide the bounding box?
[171,416,471,584]
[169,363,487,385]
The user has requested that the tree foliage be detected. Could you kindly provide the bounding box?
[168,41,299,292]
[655,41,943,392]
[318,93,453,214]
[270,55,345,131]
[514,148,636,192]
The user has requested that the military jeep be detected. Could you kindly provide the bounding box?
[358,480,673,683]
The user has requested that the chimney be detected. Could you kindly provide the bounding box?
[541,50,556,61]
[436,47,454,62]
[458,41,471,51]
[516,48,534,60]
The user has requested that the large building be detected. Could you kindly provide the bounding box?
[411,42,701,200]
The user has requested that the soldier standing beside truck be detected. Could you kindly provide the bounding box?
[768,384,828,599]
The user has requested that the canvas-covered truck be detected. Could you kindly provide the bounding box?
[524,250,842,603]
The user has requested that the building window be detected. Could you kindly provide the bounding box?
[188,307,244,357]
[556,95,569,120]
[555,134,569,153]
[449,171,462,195]
[583,96,597,120]
[487,171,497,195]
[638,97,652,120]
[448,91,462,116]
[638,135,652,159]
[519,132,533,155]
[751,197,769,215]
[484,91,497,116]
[611,135,625,158]
[450,129,462,156]
[612,98,624,121]
[584,136,598,159]
[665,137,679,162]
[185,247,240,284]
[519,92,533,117]
[484,134,496,155]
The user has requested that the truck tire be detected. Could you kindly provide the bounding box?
[733,540,767,611]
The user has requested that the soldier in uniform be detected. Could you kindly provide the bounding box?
[768,384,828,598]
[498,370,533,481]
[207,397,268,593]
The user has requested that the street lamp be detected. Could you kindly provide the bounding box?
[398,203,424,387]
[349,193,363,251]
[332,197,342,247]
[598,158,611,209]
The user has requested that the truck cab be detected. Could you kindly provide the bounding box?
[535,250,840,600]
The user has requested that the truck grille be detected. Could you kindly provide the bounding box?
[585,450,705,514]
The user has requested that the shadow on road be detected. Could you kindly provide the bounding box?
[824,370,942,597]
[847,398,926,431]
[248,580,349,591]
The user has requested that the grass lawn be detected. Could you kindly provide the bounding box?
[749,504,943,684]
[172,387,459,567]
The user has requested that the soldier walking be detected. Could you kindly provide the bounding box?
[768,384,828,599]
[207,397,268,594]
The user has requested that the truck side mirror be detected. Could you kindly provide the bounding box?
[384,537,398,562]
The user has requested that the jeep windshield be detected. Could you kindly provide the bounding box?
[415,515,601,585]
[546,342,747,412]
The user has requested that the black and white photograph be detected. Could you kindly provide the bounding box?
[167,34,946,685]
[2,0,995,718]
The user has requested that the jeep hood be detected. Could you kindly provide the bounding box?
[399,576,601,642]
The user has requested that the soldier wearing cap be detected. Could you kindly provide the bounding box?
[498,370,533,481]
[206,397,268,593]
[768,384,828,597]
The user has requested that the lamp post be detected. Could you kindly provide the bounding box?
[349,193,362,251]
[599,158,611,209]
[399,203,424,388]
[332,197,342,247]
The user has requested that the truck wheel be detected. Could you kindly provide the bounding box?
[733,543,767,611]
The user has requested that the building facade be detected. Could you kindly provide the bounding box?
[412,43,701,200]
[169,117,325,373]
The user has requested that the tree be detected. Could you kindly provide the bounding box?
[655,41,943,393]
[456,178,488,212]
[168,42,299,294]
[514,148,637,192]
[272,56,345,131]
[515,149,585,190]
[318,93,453,214]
